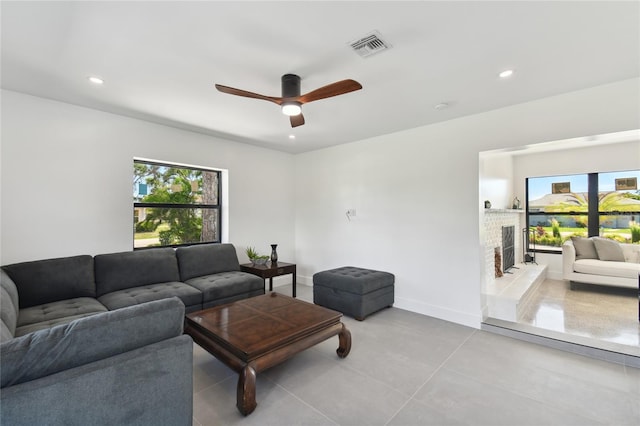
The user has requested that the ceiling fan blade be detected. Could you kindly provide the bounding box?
[290,113,305,128]
[298,79,362,104]
[215,84,283,105]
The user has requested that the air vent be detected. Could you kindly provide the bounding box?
[349,31,391,58]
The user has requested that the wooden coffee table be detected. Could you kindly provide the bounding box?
[184,293,352,415]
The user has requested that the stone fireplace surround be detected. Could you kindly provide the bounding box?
[483,209,522,287]
[482,208,548,322]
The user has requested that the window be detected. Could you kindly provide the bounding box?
[133,159,221,248]
[526,170,640,252]
[598,171,640,242]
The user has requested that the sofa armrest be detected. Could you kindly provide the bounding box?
[562,240,576,280]
[1,297,185,388]
[1,270,19,342]
[621,243,640,263]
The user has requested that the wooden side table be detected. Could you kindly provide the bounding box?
[240,262,297,297]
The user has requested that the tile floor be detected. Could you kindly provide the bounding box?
[519,278,639,349]
[192,284,639,426]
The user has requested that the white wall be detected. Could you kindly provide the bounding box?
[480,153,514,210]
[0,90,296,265]
[294,78,640,328]
[512,140,640,182]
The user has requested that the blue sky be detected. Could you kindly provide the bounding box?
[528,170,640,201]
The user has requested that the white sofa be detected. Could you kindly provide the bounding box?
[562,237,640,289]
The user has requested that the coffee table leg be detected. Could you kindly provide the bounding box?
[336,323,352,358]
[237,364,257,415]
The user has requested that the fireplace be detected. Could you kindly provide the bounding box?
[502,225,515,273]
[483,209,522,288]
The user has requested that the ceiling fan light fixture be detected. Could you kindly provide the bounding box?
[282,102,302,116]
[88,76,104,85]
[499,69,514,79]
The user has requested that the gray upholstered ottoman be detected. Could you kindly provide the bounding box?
[313,266,394,320]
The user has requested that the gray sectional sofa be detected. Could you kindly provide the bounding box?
[0,243,264,425]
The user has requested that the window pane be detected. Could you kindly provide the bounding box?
[527,174,589,251]
[200,170,219,206]
[133,160,221,249]
[134,207,219,248]
[598,170,640,243]
[134,162,218,205]
[528,174,589,213]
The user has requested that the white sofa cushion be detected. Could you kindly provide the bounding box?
[574,259,640,279]
[592,237,625,261]
[570,237,598,260]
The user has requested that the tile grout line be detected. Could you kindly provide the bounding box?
[435,331,633,426]
[383,328,479,425]
[263,375,340,425]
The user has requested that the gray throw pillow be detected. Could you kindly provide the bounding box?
[571,237,599,260]
[591,237,625,262]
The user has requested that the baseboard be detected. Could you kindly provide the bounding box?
[297,274,313,286]
[394,296,482,329]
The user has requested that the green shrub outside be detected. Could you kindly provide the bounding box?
[530,227,636,246]
[135,220,158,233]
[575,216,588,228]
[551,218,561,238]
[630,221,640,243]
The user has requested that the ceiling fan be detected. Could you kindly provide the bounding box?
[215,74,362,128]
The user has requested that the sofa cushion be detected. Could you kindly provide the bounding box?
[2,255,95,309]
[573,259,640,279]
[98,282,202,311]
[15,297,108,337]
[1,271,19,342]
[571,237,599,260]
[1,297,185,388]
[592,237,625,262]
[184,271,264,302]
[95,248,180,297]
[176,243,240,282]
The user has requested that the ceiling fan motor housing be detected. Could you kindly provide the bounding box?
[281,74,301,98]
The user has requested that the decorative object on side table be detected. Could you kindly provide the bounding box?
[245,246,269,265]
[270,244,278,263]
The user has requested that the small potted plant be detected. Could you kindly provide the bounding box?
[246,246,269,265]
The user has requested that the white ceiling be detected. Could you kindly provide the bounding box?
[2,1,639,154]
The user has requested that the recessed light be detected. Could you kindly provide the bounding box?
[434,102,449,110]
[88,76,104,85]
[289,134,296,140]
[499,69,514,79]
